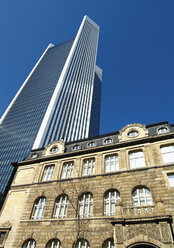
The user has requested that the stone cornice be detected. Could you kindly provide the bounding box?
[12,132,174,167]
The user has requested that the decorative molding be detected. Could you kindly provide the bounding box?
[118,123,148,142]
[42,140,65,157]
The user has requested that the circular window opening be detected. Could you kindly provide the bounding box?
[31,153,38,158]
[128,130,139,138]
[88,142,95,147]
[50,146,58,153]
[158,127,168,134]
[73,145,80,150]
[104,138,112,144]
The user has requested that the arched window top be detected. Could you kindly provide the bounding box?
[73,145,80,150]
[31,197,46,219]
[132,187,152,207]
[102,238,114,248]
[88,142,96,148]
[22,239,36,248]
[79,192,93,217]
[46,239,61,248]
[127,130,139,138]
[104,190,120,216]
[53,194,68,219]
[74,239,90,248]
[157,126,169,134]
[104,138,112,144]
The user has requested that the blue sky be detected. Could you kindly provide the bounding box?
[0,0,174,135]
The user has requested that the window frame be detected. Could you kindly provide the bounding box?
[31,197,46,220]
[105,154,119,173]
[78,192,93,217]
[102,238,114,248]
[42,164,55,182]
[128,150,145,169]
[61,161,74,179]
[104,190,120,216]
[132,187,152,207]
[46,239,61,248]
[88,142,96,148]
[82,158,95,176]
[74,239,90,248]
[160,144,174,164]
[157,126,169,134]
[22,239,36,248]
[73,145,80,150]
[53,194,68,219]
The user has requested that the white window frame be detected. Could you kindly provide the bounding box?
[103,239,114,248]
[73,145,80,150]
[61,162,74,179]
[79,193,93,217]
[53,195,68,218]
[127,130,139,138]
[167,174,174,187]
[31,197,46,219]
[46,239,61,248]
[132,188,152,206]
[82,158,95,176]
[129,150,145,169]
[105,155,119,172]
[22,239,36,248]
[104,190,120,216]
[161,145,174,164]
[104,138,112,144]
[157,127,168,134]
[42,165,55,181]
[75,239,90,248]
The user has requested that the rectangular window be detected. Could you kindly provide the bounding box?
[105,155,119,173]
[82,158,95,176]
[61,162,74,179]
[168,174,174,187]
[42,165,55,181]
[129,150,145,169]
[161,145,174,163]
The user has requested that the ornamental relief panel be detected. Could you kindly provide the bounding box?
[118,123,148,142]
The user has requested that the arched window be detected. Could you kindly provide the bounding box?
[46,239,61,248]
[31,197,46,219]
[132,187,152,206]
[74,239,90,248]
[161,145,174,163]
[104,138,112,144]
[104,190,120,216]
[79,193,93,217]
[82,158,95,176]
[88,142,96,147]
[158,127,168,134]
[73,145,79,150]
[129,150,145,169]
[102,238,114,248]
[22,239,36,248]
[105,155,119,172]
[42,165,55,181]
[53,195,68,218]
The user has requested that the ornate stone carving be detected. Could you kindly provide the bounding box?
[118,123,148,141]
[124,223,161,242]
[115,225,123,244]
[42,140,65,156]
[160,223,171,243]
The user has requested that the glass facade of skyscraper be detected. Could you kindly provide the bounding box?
[0,16,102,195]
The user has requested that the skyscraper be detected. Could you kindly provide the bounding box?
[0,16,102,195]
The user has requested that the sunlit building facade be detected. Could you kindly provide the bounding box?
[0,16,102,196]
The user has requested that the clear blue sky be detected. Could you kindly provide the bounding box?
[0,0,174,135]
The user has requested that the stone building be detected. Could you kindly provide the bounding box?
[0,121,174,248]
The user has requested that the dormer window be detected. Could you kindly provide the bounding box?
[73,145,80,150]
[50,146,58,153]
[127,130,139,138]
[104,138,112,144]
[31,153,38,159]
[88,142,96,148]
[157,127,168,134]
